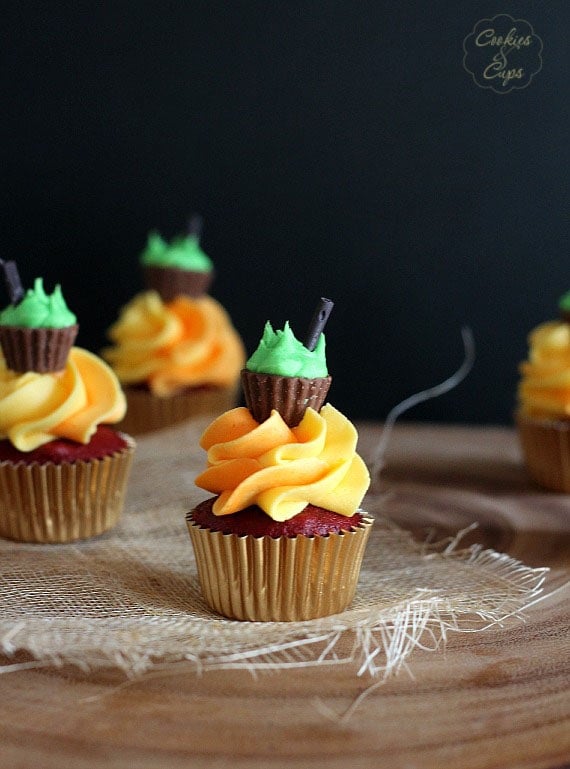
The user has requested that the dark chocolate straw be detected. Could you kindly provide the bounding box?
[0,259,24,304]
[187,213,204,240]
[304,297,334,351]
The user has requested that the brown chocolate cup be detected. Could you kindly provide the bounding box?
[143,266,214,301]
[241,369,332,427]
[0,324,78,373]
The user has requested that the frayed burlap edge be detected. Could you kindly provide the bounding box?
[0,516,549,680]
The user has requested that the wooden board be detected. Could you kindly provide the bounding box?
[1,423,569,769]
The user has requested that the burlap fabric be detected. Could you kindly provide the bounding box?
[0,420,548,678]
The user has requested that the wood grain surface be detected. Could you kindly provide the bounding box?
[1,423,569,769]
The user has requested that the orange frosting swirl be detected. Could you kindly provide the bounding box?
[102,292,245,397]
[195,404,370,522]
[0,347,126,451]
[518,321,570,418]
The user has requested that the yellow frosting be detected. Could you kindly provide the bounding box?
[518,321,570,418]
[102,292,245,397]
[0,347,126,451]
[195,404,370,521]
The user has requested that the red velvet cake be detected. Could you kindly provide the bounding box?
[191,498,364,539]
[0,426,129,466]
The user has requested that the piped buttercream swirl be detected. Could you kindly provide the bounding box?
[0,347,126,451]
[102,292,245,397]
[195,403,370,521]
[518,321,570,418]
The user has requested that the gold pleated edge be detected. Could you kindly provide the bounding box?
[0,433,136,543]
[186,512,374,622]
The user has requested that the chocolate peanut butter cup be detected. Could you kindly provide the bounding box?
[241,369,331,427]
[143,265,213,301]
[0,324,78,373]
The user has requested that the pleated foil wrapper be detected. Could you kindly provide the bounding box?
[516,412,570,492]
[0,324,78,373]
[186,513,373,621]
[117,384,240,435]
[0,435,135,543]
[143,266,214,301]
[241,370,332,427]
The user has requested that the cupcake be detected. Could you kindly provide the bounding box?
[0,266,135,543]
[516,292,570,492]
[187,299,373,621]
[102,217,245,434]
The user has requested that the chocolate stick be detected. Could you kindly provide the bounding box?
[304,297,334,351]
[188,213,204,240]
[0,259,24,305]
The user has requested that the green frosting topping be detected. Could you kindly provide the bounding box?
[140,232,213,273]
[0,278,77,328]
[558,291,570,313]
[246,321,328,378]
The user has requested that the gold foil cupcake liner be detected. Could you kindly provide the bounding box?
[118,384,240,435]
[186,514,373,621]
[241,370,332,427]
[0,324,78,373]
[516,412,570,492]
[0,435,135,543]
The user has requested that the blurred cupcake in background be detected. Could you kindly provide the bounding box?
[516,291,570,492]
[102,215,245,435]
[0,262,134,543]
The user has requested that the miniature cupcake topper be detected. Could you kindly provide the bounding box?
[0,275,78,373]
[141,213,214,301]
[241,298,334,426]
[0,258,24,305]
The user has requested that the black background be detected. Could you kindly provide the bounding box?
[1,1,568,423]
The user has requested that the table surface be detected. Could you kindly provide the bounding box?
[1,422,569,769]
